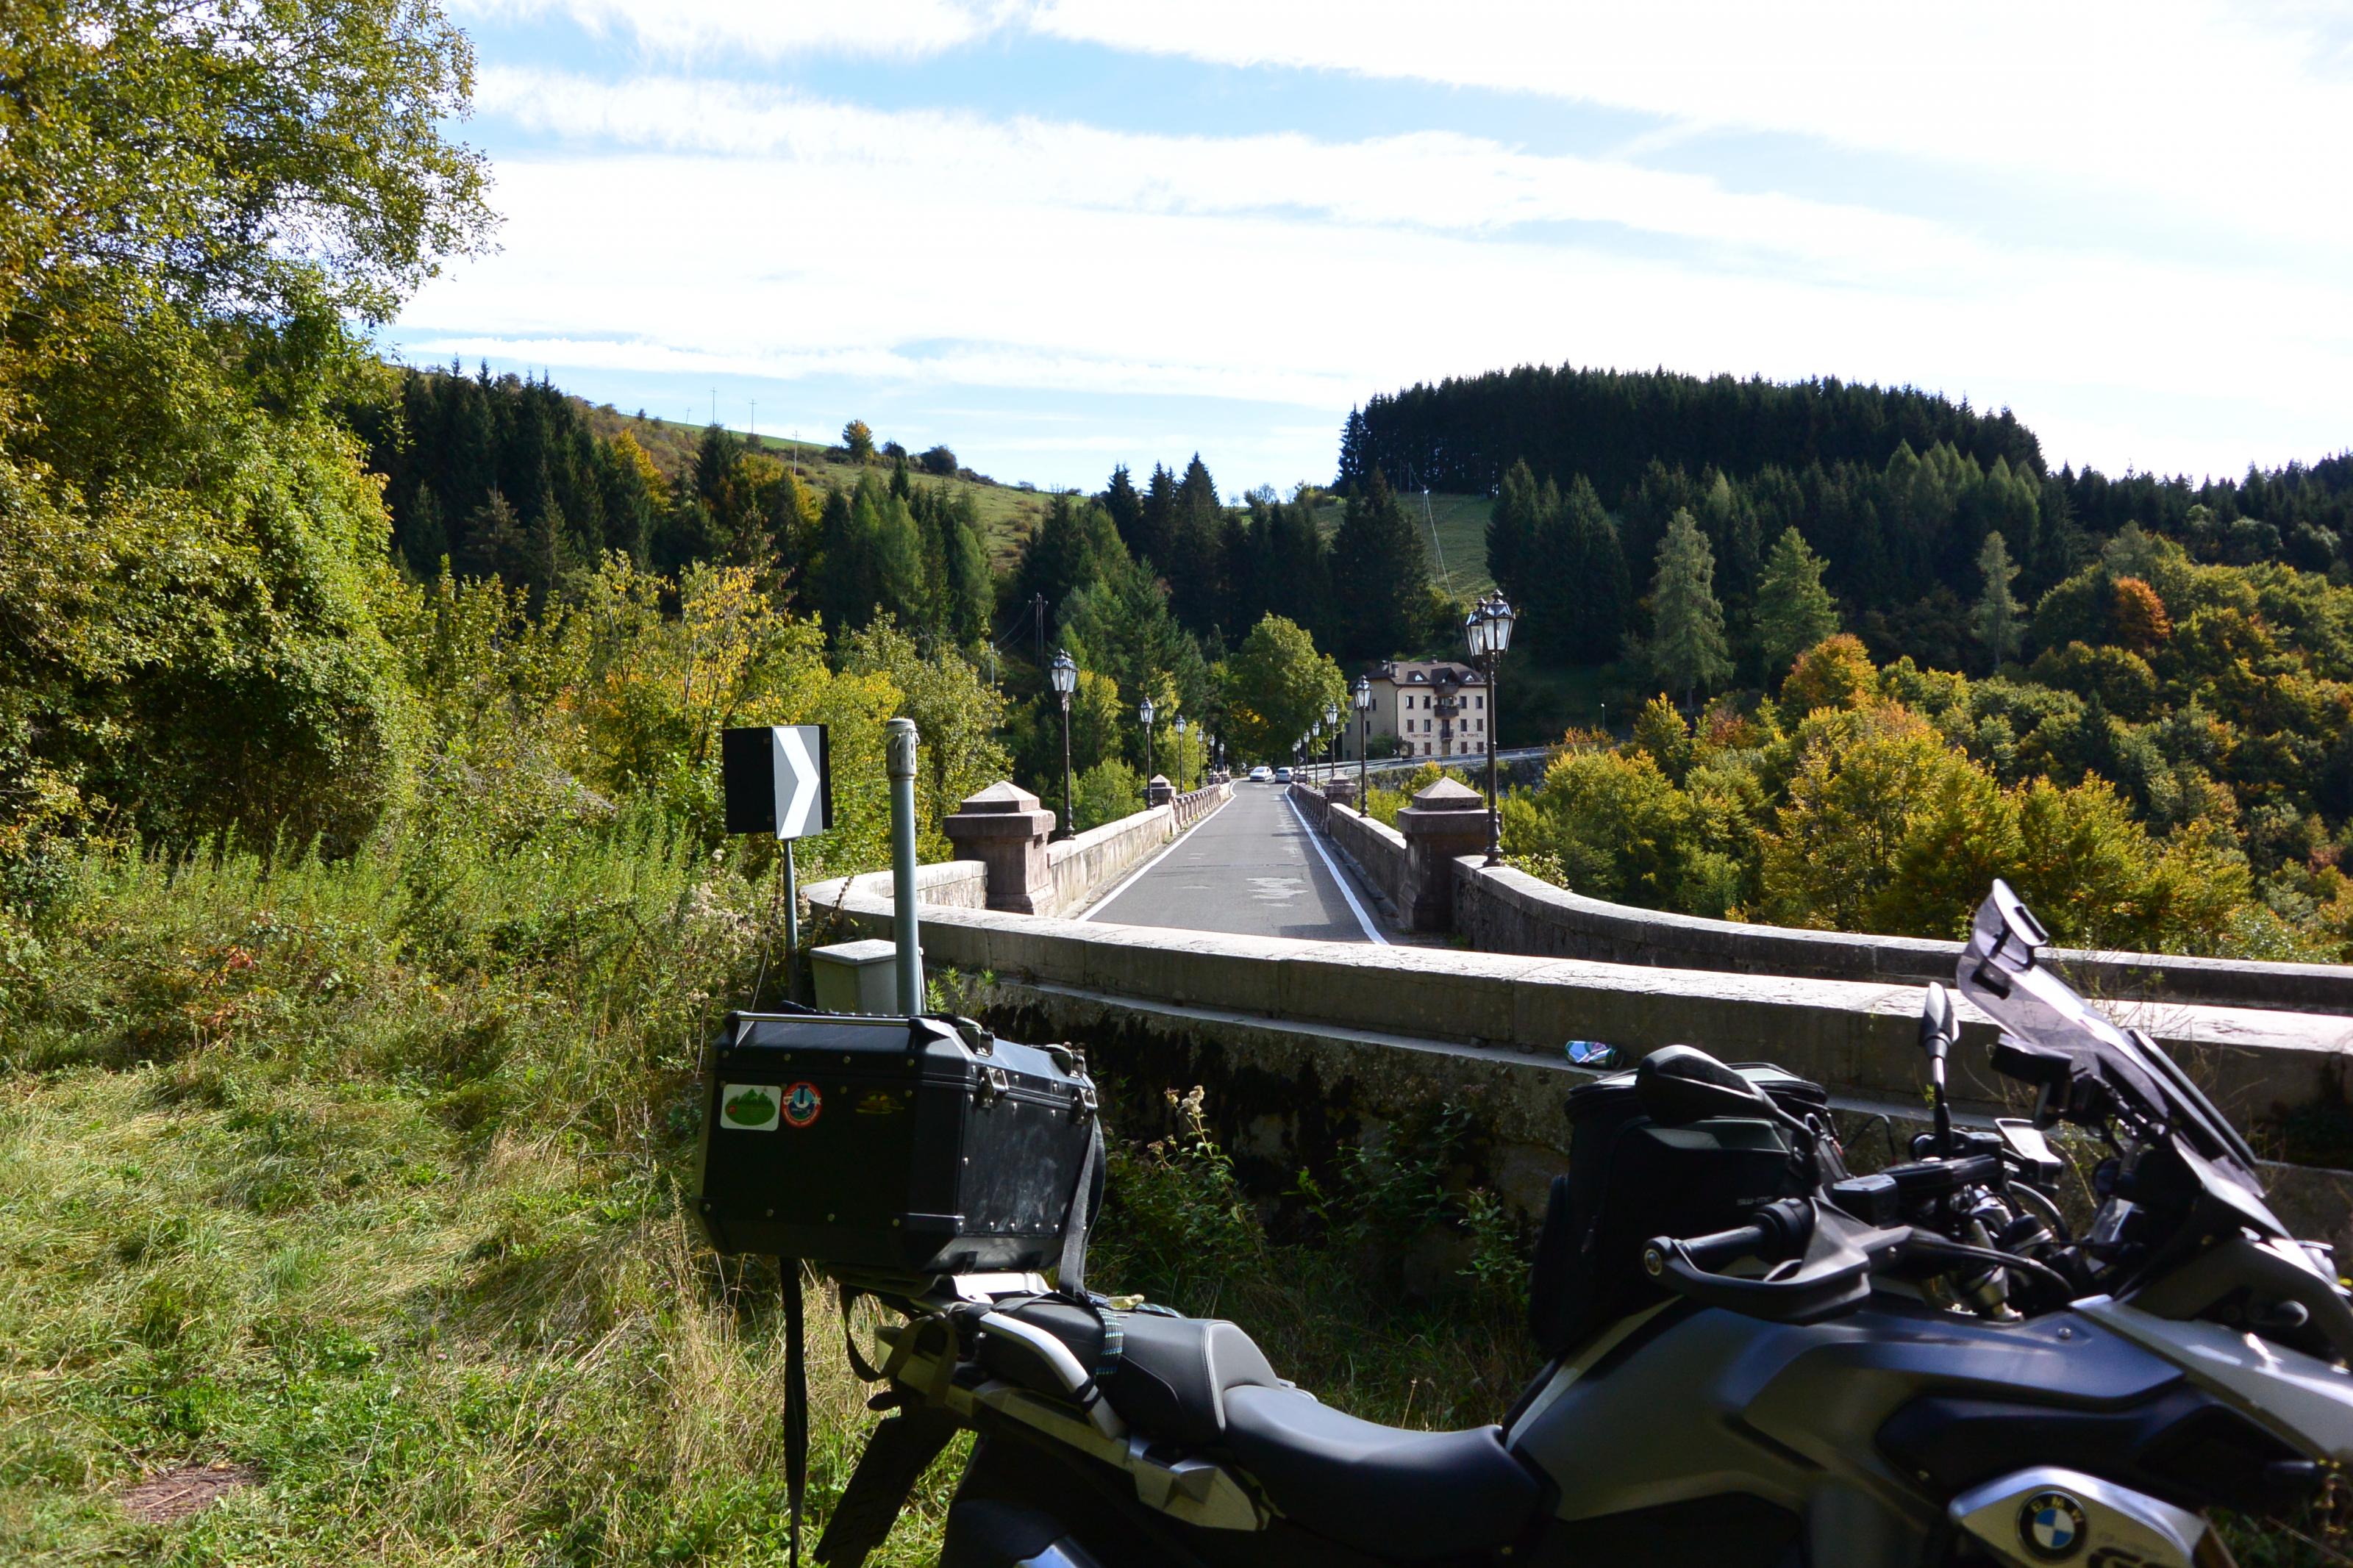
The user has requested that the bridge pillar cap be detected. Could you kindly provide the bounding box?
[954,780,1044,815]
[1404,776,1485,812]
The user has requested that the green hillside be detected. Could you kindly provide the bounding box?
[588,408,1053,571]
[1307,490,1496,598]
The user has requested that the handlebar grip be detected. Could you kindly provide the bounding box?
[1668,1222,1771,1273]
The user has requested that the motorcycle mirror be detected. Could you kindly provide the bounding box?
[1917,982,1956,1066]
[1638,1045,1781,1127]
[1918,983,1957,1156]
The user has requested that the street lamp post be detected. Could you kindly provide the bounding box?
[1353,675,1371,801]
[1310,719,1321,779]
[1323,701,1339,775]
[1050,649,1078,840]
[1464,593,1518,866]
[1174,715,1188,791]
[1139,694,1155,782]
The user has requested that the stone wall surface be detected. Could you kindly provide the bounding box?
[1446,856,2353,1016]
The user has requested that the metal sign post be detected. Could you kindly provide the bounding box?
[722,724,835,1004]
[885,719,924,1014]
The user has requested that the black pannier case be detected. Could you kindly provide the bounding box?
[1528,1061,1824,1355]
[693,1011,1099,1275]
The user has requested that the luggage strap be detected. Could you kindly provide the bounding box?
[1056,1117,1105,1295]
[781,1256,809,1568]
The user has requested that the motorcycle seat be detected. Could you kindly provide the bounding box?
[1219,1385,1545,1558]
[996,1298,1282,1446]
[992,1300,1545,1557]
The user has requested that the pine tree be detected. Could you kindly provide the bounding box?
[863,474,924,628]
[1336,407,1370,490]
[1168,454,1224,634]
[1543,475,1627,663]
[457,488,524,584]
[404,482,446,575]
[1488,458,1542,604]
[1328,468,1428,662]
[1755,527,1840,677]
[1647,508,1731,706]
[1102,465,1143,550]
[1973,531,2023,667]
[1138,464,1177,570]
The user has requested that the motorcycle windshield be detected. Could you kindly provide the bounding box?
[1957,881,2265,1198]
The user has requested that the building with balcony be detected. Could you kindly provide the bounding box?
[1345,659,1488,761]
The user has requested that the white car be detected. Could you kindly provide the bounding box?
[1274,767,1293,783]
[1248,765,1273,782]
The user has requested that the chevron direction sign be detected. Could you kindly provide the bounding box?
[721,725,833,840]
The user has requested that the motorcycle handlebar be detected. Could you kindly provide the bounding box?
[1670,1222,1773,1273]
[1644,1198,1815,1279]
[1643,1200,1903,1325]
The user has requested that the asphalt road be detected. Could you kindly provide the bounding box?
[1083,781,1384,943]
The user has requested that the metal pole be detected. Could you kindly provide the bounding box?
[1358,708,1368,802]
[1483,655,1503,865]
[1059,692,1073,841]
[782,837,801,1003]
[887,717,924,1012]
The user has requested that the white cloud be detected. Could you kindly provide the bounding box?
[408,20,2353,484]
[461,2,2353,254]
[476,68,1990,286]
[451,0,997,58]
[404,120,2353,482]
[1026,1,2353,254]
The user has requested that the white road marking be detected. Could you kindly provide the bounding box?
[1077,790,1238,923]
[1280,790,1390,945]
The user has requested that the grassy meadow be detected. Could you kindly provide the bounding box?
[0,831,1528,1565]
[1309,491,1498,598]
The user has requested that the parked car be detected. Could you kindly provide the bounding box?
[1248,765,1273,782]
[1274,767,1293,783]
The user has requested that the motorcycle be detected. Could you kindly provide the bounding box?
[804,882,2353,1567]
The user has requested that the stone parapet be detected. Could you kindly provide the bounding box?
[1447,861,2353,1017]
[796,864,2353,1158]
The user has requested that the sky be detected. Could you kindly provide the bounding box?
[387,0,2353,497]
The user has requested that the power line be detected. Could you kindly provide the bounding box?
[1424,487,1454,595]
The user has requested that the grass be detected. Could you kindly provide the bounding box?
[0,831,1526,1564]
[1310,491,1498,598]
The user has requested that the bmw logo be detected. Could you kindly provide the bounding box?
[2018,1491,2088,1561]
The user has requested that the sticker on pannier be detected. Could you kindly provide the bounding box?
[721,1084,782,1131]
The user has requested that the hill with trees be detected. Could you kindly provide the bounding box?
[1368,365,2353,959]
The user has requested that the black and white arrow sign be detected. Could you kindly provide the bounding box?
[769,724,830,839]
[721,724,833,840]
